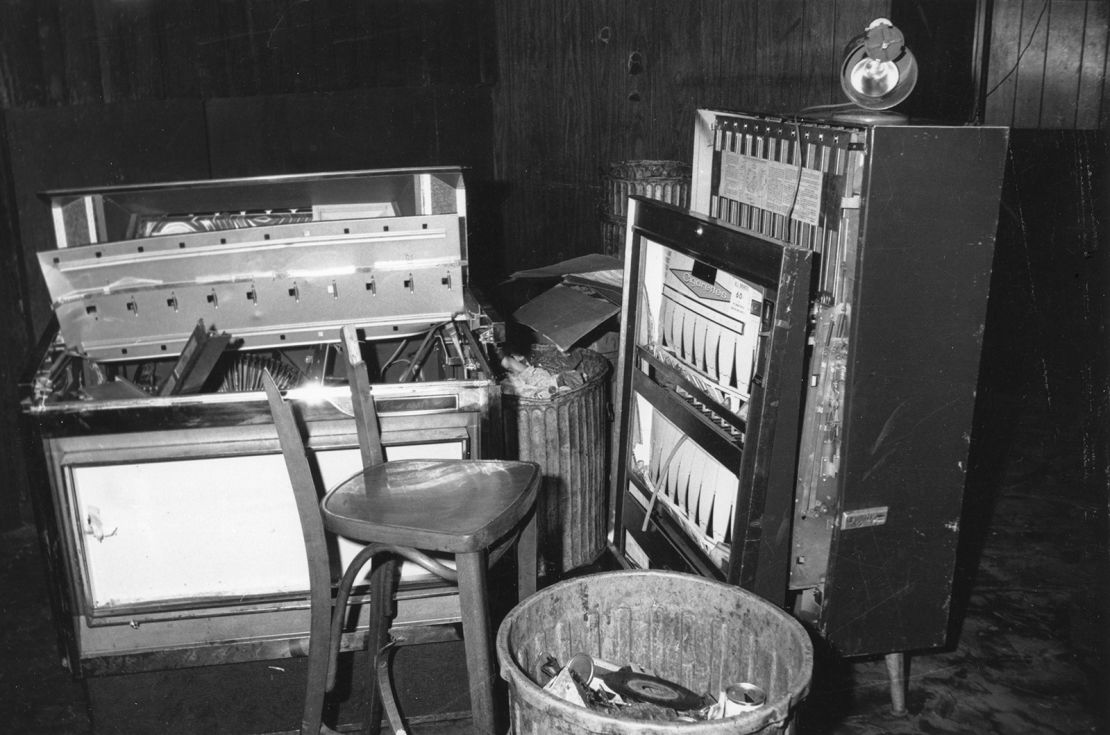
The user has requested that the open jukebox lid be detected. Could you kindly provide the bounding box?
[37,167,469,361]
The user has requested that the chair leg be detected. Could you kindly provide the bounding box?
[301,566,332,735]
[516,509,538,599]
[363,556,398,735]
[375,642,408,735]
[456,550,496,735]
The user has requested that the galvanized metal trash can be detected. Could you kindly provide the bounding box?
[502,347,610,575]
[496,570,814,734]
[599,160,691,258]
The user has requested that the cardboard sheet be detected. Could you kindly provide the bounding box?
[512,284,620,350]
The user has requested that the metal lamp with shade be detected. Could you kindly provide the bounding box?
[834,18,918,124]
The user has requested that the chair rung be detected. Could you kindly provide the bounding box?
[390,623,464,646]
[335,620,464,654]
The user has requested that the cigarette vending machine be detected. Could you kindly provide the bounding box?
[611,110,1008,660]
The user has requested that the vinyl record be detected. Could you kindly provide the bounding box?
[599,670,705,710]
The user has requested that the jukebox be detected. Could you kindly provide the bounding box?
[20,167,504,677]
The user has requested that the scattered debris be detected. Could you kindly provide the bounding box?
[538,652,765,722]
[500,346,603,399]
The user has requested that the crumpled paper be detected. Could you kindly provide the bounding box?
[500,348,594,399]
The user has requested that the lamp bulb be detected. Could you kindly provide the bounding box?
[849,58,900,98]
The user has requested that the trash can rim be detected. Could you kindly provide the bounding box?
[495,569,814,732]
[501,350,610,405]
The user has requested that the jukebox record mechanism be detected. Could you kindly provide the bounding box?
[134,210,313,238]
[215,353,305,393]
[157,320,232,396]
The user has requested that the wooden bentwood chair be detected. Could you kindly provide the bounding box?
[263,326,540,735]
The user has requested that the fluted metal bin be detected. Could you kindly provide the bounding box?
[502,347,610,575]
[599,160,691,258]
[497,570,814,734]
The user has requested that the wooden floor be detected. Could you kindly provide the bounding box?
[1,402,1103,734]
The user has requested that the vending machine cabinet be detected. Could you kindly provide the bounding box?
[611,110,1008,660]
[610,197,812,607]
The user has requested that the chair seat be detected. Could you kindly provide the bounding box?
[322,459,540,554]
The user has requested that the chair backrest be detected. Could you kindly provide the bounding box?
[339,325,385,468]
[262,371,333,598]
[263,371,338,732]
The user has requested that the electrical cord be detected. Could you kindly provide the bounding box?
[982,0,1050,101]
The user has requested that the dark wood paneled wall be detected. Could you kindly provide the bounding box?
[985,0,1109,128]
[0,0,494,104]
[0,119,31,530]
[966,129,1108,570]
[491,0,889,272]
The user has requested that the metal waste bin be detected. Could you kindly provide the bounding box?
[497,570,813,734]
[599,160,691,258]
[502,347,610,575]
